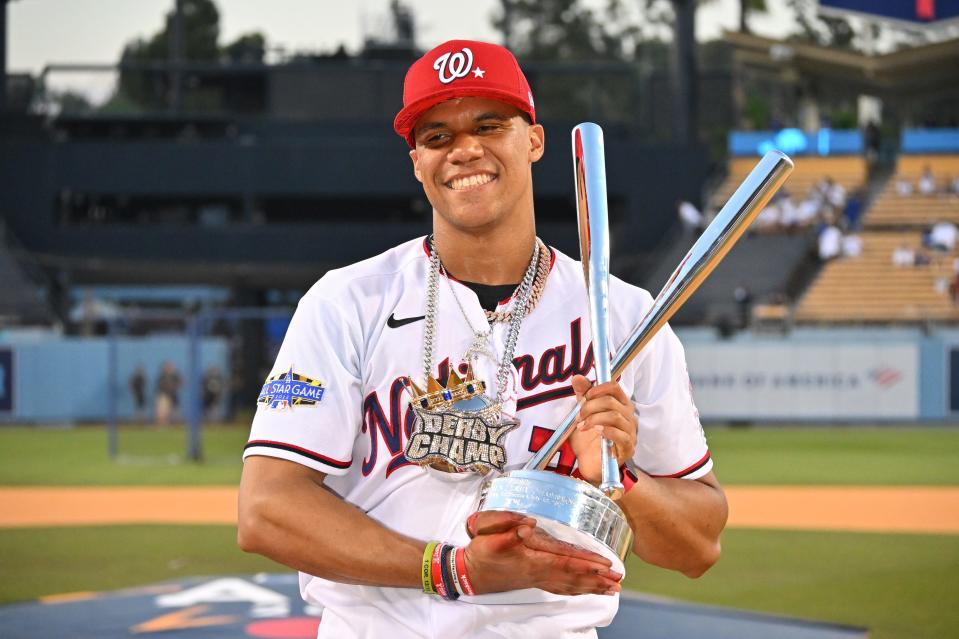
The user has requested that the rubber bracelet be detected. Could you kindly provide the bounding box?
[448,544,462,597]
[438,544,460,601]
[455,547,476,596]
[421,541,439,595]
[620,465,638,494]
[431,543,447,599]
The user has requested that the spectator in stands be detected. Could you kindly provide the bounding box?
[930,221,958,252]
[947,175,959,198]
[842,233,863,258]
[825,178,846,213]
[155,361,182,425]
[778,194,801,231]
[895,176,914,197]
[796,194,821,226]
[919,165,937,196]
[755,201,781,231]
[817,223,842,261]
[677,199,703,233]
[892,245,915,267]
[129,366,147,421]
[843,190,863,231]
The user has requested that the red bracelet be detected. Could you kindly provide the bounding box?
[447,544,462,598]
[431,543,447,599]
[455,547,476,596]
[621,465,638,494]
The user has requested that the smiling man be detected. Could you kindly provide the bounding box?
[238,40,727,639]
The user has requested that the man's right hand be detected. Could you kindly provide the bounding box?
[463,511,623,596]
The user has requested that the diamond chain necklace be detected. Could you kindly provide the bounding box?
[424,236,539,402]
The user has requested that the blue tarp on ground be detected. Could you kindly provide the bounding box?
[0,574,868,639]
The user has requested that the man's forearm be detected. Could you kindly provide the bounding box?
[238,456,623,597]
[238,457,423,588]
[619,470,728,577]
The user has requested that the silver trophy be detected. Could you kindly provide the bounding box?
[479,125,794,574]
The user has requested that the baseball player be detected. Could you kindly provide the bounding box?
[239,40,727,639]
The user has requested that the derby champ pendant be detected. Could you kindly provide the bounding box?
[402,364,518,474]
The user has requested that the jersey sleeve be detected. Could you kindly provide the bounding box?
[624,302,712,480]
[243,284,363,476]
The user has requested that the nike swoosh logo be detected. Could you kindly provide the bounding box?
[387,313,425,328]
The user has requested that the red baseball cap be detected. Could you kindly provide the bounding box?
[393,39,536,147]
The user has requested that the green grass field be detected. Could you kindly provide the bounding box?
[2,423,957,486]
[0,423,957,639]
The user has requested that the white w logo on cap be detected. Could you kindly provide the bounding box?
[433,47,474,85]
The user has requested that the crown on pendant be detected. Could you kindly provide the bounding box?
[402,364,486,411]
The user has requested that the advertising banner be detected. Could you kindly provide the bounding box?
[819,0,959,25]
[685,342,919,420]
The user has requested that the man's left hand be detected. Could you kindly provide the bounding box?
[567,374,638,485]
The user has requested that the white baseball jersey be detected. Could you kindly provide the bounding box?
[244,236,711,639]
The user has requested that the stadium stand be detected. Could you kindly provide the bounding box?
[642,230,813,325]
[795,230,959,323]
[794,151,959,323]
[863,155,959,227]
[710,156,867,213]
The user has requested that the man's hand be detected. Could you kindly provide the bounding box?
[463,511,622,596]
[567,375,638,485]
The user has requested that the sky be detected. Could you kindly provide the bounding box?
[6,0,801,102]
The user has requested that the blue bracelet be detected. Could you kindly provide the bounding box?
[438,544,460,601]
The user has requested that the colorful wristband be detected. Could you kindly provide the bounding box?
[621,465,638,494]
[455,547,476,596]
[447,544,462,598]
[439,544,460,601]
[431,543,448,599]
[421,541,439,595]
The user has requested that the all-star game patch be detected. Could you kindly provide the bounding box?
[257,366,324,409]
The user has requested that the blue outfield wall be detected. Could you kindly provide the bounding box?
[0,334,228,423]
[676,327,953,421]
[0,327,957,423]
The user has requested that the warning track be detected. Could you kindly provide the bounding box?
[1,486,957,534]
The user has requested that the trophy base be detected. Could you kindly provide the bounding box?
[479,470,634,575]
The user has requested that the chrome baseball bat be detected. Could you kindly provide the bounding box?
[526,149,794,472]
[573,123,623,500]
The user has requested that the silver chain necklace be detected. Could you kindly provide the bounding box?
[424,236,539,402]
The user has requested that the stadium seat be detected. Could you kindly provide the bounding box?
[711,156,866,212]
[794,231,959,323]
[864,155,959,228]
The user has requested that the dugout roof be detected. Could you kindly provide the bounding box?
[725,31,959,100]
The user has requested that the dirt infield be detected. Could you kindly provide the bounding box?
[1,486,958,534]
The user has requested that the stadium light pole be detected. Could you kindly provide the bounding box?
[1,0,8,114]
[670,0,699,146]
[169,0,184,113]
[186,312,203,462]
